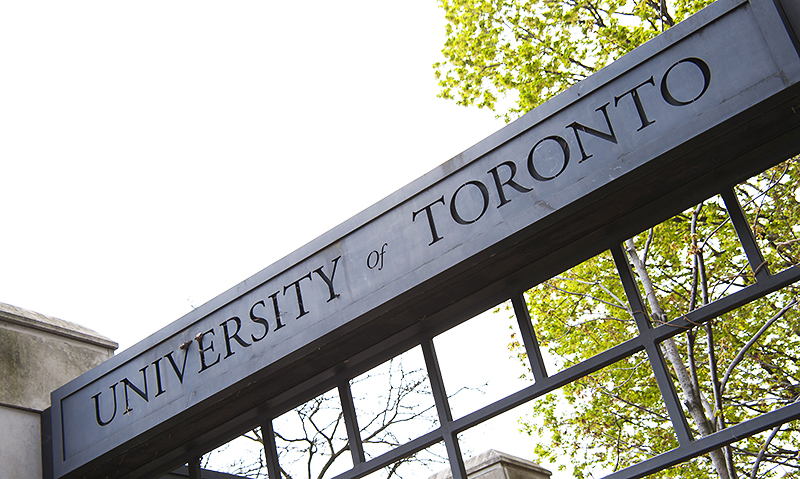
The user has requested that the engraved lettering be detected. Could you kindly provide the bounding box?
[566,102,618,162]
[151,357,166,398]
[313,255,342,302]
[450,180,490,225]
[528,136,571,181]
[412,196,446,246]
[165,347,190,383]
[249,300,269,342]
[220,316,251,358]
[197,329,220,372]
[284,272,313,319]
[488,161,532,208]
[91,383,118,427]
[268,291,285,331]
[367,244,387,271]
[121,366,149,414]
[615,77,656,130]
[661,57,711,106]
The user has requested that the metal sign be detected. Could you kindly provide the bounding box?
[48,0,800,477]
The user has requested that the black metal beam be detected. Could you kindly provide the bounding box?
[611,243,694,446]
[421,339,467,479]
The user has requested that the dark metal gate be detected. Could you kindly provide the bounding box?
[46,0,800,478]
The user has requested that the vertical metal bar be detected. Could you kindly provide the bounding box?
[338,380,366,466]
[511,292,549,382]
[611,243,694,446]
[421,338,468,479]
[261,417,283,479]
[720,187,770,281]
[612,243,654,333]
[188,458,202,479]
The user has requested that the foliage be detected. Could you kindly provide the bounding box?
[506,159,800,478]
[437,1,800,477]
[434,0,715,120]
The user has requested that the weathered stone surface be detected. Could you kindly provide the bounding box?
[0,303,117,479]
[428,450,552,479]
[0,302,117,411]
[0,406,43,479]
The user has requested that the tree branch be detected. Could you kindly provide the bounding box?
[625,238,731,479]
[719,299,798,397]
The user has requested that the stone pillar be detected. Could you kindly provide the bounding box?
[0,302,117,479]
[428,450,552,479]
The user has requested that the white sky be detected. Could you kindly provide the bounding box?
[0,1,505,350]
[0,1,564,475]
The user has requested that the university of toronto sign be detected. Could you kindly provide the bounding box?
[48,0,800,477]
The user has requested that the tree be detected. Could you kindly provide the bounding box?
[201,357,466,479]
[434,0,715,120]
[508,165,800,478]
[436,1,800,477]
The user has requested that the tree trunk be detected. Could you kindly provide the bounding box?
[624,239,732,479]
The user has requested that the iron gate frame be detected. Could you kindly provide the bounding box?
[44,0,800,478]
[180,144,800,479]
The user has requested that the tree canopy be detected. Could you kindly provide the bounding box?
[434,0,715,120]
[436,0,800,477]
[510,164,800,478]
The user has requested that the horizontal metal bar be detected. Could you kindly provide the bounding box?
[451,338,648,435]
[162,264,800,479]
[647,265,800,343]
[292,267,800,479]
[602,400,800,479]
[329,428,445,479]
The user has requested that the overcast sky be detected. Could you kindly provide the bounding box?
[1,2,564,473]
[0,1,506,349]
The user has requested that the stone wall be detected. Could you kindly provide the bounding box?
[428,450,552,479]
[0,302,117,479]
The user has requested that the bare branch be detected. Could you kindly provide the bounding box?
[719,299,798,397]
